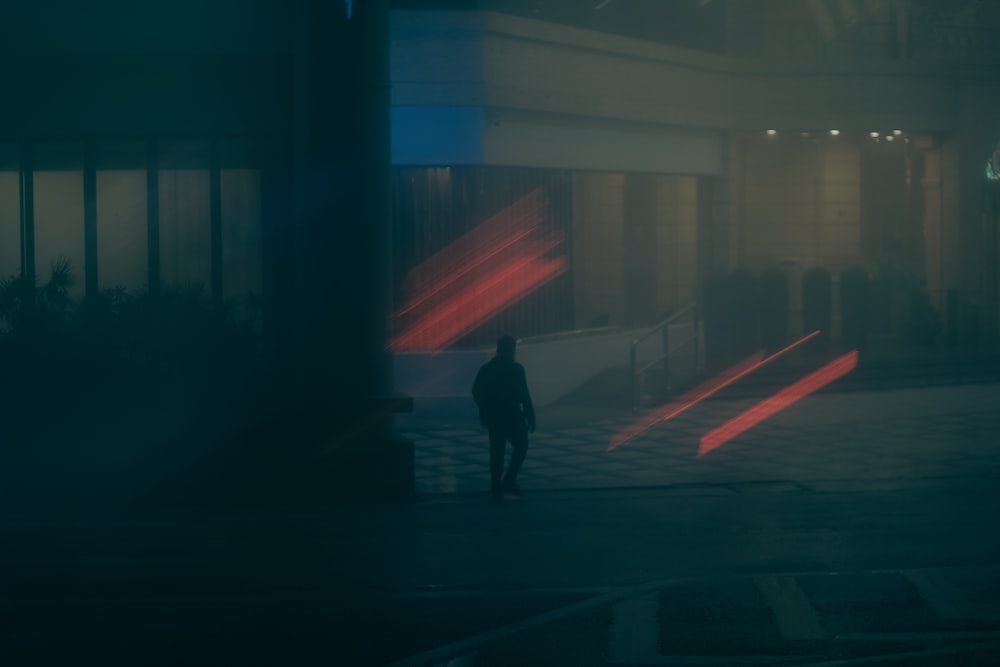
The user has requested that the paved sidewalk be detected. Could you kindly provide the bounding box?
[400,383,1000,496]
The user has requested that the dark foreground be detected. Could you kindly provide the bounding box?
[4,384,1000,666]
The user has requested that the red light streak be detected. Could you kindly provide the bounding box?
[698,350,858,457]
[608,331,821,451]
[400,188,547,317]
[392,256,568,351]
[392,187,568,352]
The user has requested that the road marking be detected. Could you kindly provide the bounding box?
[608,593,660,663]
[358,585,620,599]
[837,631,1000,640]
[790,640,1000,666]
[430,654,476,667]
[606,658,814,665]
[754,575,830,640]
[385,577,693,667]
[901,568,966,618]
[389,569,996,667]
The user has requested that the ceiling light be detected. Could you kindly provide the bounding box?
[893,130,903,136]
[886,135,895,141]
[869,132,879,138]
[766,129,777,136]
[830,129,840,136]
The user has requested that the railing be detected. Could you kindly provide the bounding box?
[629,304,700,411]
[515,324,621,346]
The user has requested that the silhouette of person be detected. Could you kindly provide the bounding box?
[472,335,536,501]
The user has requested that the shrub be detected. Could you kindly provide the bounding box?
[0,259,261,432]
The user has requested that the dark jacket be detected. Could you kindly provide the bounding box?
[472,357,536,430]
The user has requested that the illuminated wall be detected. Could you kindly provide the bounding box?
[736,133,862,273]
[654,176,699,318]
[571,172,625,329]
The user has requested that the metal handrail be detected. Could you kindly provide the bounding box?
[630,304,701,411]
[631,304,697,347]
[515,325,621,346]
[633,335,698,377]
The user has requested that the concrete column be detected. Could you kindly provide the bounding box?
[284,0,393,414]
[263,0,411,500]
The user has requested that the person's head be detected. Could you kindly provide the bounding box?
[496,335,517,360]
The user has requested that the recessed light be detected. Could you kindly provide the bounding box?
[886,135,895,141]
[830,129,840,136]
[766,129,777,136]
[869,132,879,138]
[893,130,903,136]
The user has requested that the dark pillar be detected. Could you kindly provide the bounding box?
[268,0,411,501]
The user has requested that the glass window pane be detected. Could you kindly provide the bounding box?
[34,171,85,301]
[221,168,262,301]
[97,170,147,291]
[159,169,211,291]
[0,171,19,282]
[0,143,18,285]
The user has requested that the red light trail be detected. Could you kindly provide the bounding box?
[698,350,858,457]
[392,187,568,352]
[608,331,821,451]
[398,188,548,319]
[392,254,567,352]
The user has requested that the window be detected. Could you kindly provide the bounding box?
[0,143,19,282]
[158,141,211,291]
[96,142,148,292]
[33,142,85,300]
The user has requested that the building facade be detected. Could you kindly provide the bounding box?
[3,1,1000,368]
[1,1,405,501]
[389,2,1000,348]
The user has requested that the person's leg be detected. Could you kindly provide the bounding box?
[503,423,529,491]
[488,428,506,500]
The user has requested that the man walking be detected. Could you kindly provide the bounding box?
[472,335,536,502]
